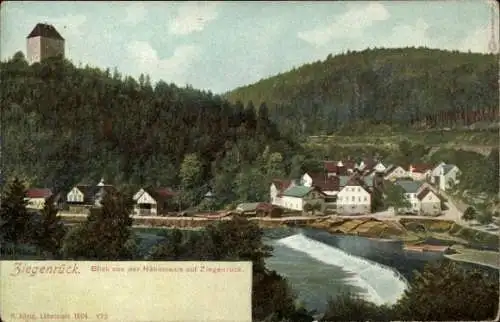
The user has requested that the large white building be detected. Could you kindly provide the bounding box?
[336,182,371,215]
[27,23,65,64]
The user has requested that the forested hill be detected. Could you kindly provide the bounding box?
[226,47,499,136]
[1,52,301,207]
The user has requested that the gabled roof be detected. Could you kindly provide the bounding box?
[306,173,340,191]
[144,187,177,201]
[272,179,293,192]
[26,188,52,199]
[236,202,260,212]
[394,180,423,194]
[442,164,458,175]
[75,185,100,203]
[27,23,64,40]
[410,164,433,173]
[282,186,315,198]
[324,161,338,173]
[417,188,434,201]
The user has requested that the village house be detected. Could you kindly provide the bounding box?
[384,165,408,181]
[25,188,55,210]
[357,159,386,173]
[430,163,461,191]
[416,188,441,216]
[324,160,356,177]
[336,177,371,215]
[270,179,296,207]
[133,187,177,216]
[279,186,325,212]
[66,179,116,213]
[394,180,429,214]
[407,164,433,181]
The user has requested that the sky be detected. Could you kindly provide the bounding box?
[1,1,498,94]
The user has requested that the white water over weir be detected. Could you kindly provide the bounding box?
[277,234,409,306]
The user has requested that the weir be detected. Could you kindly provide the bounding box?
[277,233,409,306]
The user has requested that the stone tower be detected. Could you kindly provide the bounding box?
[26,23,65,64]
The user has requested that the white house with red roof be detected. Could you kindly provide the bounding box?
[25,188,54,210]
[270,179,296,207]
[407,164,433,181]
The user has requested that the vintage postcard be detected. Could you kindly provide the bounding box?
[0,1,499,322]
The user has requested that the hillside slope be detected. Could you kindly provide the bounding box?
[1,52,299,205]
[226,47,499,136]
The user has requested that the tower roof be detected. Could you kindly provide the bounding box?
[27,23,64,40]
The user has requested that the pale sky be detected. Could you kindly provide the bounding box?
[1,1,498,94]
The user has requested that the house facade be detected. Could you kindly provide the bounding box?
[66,179,116,212]
[270,179,295,207]
[336,184,371,215]
[25,188,53,210]
[431,163,461,191]
[417,188,441,215]
[26,23,65,64]
[133,187,176,216]
[407,164,433,181]
[394,180,428,214]
[384,166,407,181]
[280,186,325,212]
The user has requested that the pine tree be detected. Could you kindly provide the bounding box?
[34,194,66,258]
[62,188,135,260]
[0,177,32,253]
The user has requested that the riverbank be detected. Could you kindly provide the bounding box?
[60,213,499,268]
[445,245,500,269]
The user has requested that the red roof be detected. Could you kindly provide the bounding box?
[26,188,52,199]
[272,179,292,193]
[410,164,433,173]
[156,188,177,198]
[324,161,338,173]
[256,202,274,212]
[309,174,340,191]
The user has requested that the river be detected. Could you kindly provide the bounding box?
[135,226,496,314]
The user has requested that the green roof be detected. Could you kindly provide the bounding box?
[364,177,374,187]
[395,180,423,193]
[236,203,260,212]
[282,186,314,198]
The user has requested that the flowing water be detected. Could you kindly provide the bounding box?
[135,227,490,314]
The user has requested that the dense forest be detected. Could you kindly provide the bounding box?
[1,52,308,208]
[226,47,499,136]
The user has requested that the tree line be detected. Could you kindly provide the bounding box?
[226,47,499,137]
[1,177,498,321]
[1,52,310,210]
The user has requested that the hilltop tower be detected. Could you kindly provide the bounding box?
[26,23,65,64]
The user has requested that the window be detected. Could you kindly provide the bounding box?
[352,196,355,201]
[357,187,360,192]
[364,196,367,201]
[358,197,361,202]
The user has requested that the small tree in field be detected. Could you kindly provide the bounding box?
[462,206,476,221]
